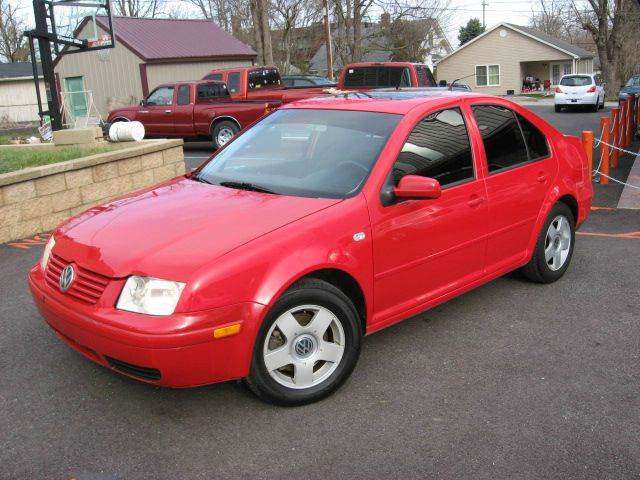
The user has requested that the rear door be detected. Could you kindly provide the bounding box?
[470,103,557,272]
[139,86,174,136]
[173,84,194,136]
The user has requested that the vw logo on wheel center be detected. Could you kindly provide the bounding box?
[59,264,75,292]
[294,336,315,358]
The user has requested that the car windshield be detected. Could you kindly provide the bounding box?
[626,76,640,87]
[197,109,401,199]
[560,76,592,87]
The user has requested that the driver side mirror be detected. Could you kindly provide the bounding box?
[394,175,441,200]
[139,99,146,106]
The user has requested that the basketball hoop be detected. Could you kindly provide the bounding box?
[87,34,112,49]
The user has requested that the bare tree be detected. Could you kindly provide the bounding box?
[112,0,165,17]
[186,0,231,29]
[0,0,28,62]
[250,0,273,64]
[569,0,635,91]
[271,0,321,73]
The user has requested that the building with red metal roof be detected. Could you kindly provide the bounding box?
[54,16,257,120]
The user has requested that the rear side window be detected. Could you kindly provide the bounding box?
[416,66,436,87]
[177,85,190,105]
[560,75,592,86]
[228,72,241,93]
[197,83,229,101]
[516,113,549,160]
[343,67,411,88]
[472,105,528,173]
[392,108,474,187]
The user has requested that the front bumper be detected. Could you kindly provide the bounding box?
[28,266,266,387]
[554,93,597,106]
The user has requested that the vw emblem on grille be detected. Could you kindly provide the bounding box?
[294,336,315,358]
[59,264,75,292]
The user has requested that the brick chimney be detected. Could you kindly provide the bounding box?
[381,13,391,27]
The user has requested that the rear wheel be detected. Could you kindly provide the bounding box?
[521,202,575,283]
[212,120,239,149]
[592,99,599,112]
[245,278,362,405]
[554,105,561,113]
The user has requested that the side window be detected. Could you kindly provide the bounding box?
[204,73,222,81]
[392,108,474,187]
[472,105,528,173]
[516,113,549,160]
[416,66,436,87]
[228,72,241,93]
[146,86,174,106]
[177,85,190,105]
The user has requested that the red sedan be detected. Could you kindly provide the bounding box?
[28,92,592,405]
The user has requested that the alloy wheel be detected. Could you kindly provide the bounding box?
[217,127,235,146]
[545,215,571,271]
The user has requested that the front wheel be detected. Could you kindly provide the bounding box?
[521,202,575,283]
[245,278,362,405]
[212,120,239,149]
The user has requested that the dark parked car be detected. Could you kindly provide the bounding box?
[282,75,336,87]
[619,74,640,101]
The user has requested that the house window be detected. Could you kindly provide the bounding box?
[475,65,500,87]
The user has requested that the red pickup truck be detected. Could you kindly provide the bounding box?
[107,80,270,148]
[204,62,436,102]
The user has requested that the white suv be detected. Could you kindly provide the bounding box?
[554,74,605,112]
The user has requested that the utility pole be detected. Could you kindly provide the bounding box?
[323,0,334,81]
[481,0,488,28]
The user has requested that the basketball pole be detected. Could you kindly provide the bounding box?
[30,0,63,130]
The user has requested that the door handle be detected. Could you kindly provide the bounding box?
[537,172,548,183]
[164,109,172,114]
[139,110,149,114]
[467,195,484,208]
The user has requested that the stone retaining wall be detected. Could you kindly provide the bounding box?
[0,139,185,244]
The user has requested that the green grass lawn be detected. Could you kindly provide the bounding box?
[0,146,115,175]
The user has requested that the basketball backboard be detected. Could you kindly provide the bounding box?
[43,0,116,55]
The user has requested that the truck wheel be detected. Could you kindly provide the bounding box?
[212,121,239,149]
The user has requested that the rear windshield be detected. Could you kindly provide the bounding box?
[560,76,593,86]
[626,76,640,87]
[196,83,230,101]
[249,68,282,90]
[343,66,413,88]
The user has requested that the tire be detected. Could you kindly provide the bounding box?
[521,202,576,284]
[592,99,599,112]
[245,278,362,405]
[554,105,561,113]
[212,120,239,149]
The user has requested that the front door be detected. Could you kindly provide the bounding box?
[470,104,556,272]
[139,86,175,136]
[64,76,88,124]
[369,107,488,324]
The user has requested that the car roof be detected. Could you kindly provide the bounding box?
[283,91,491,114]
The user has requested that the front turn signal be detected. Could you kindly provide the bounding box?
[213,323,241,339]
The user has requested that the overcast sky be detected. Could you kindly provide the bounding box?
[14,0,541,48]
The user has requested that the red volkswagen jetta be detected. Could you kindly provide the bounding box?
[29,92,592,405]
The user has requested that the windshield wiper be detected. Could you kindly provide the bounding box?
[219,181,278,194]
[189,174,213,185]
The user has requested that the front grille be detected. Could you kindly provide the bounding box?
[106,356,162,381]
[45,253,110,304]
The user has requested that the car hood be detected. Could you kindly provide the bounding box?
[55,177,341,279]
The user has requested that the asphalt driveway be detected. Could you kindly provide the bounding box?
[1,105,639,480]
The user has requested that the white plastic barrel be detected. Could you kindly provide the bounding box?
[109,121,145,142]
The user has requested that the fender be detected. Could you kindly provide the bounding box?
[209,115,241,133]
[181,194,374,324]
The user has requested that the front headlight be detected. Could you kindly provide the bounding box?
[41,236,55,271]
[116,276,185,316]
